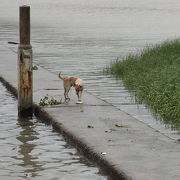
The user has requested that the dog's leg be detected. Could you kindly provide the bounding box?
[64,83,71,102]
[76,90,83,102]
[76,91,80,101]
[79,90,83,101]
[64,88,70,101]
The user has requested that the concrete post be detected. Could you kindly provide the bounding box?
[18,6,33,116]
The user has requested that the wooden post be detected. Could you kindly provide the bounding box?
[18,6,33,116]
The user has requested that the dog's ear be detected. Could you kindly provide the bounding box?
[75,78,83,86]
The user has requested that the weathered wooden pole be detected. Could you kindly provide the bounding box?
[18,6,33,116]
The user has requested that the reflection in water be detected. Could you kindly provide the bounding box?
[12,117,43,178]
[0,83,108,179]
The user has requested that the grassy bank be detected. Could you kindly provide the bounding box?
[106,40,180,130]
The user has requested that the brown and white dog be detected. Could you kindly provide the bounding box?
[58,72,83,103]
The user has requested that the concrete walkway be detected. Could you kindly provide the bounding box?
[0,46,180,180]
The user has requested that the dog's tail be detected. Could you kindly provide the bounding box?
[58,72,64,80]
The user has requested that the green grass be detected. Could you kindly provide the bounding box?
[105,39,180,130]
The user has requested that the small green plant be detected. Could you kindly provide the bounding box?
[39,95,49,106]
[39,95,62,106]
[32,65,38,70]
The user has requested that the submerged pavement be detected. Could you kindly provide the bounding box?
[0,46,180,180]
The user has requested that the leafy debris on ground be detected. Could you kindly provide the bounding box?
[115,124,128,128]
[32,65,38,70]
[87,125,94,128]
[39,95,62,106]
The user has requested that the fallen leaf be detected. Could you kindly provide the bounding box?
[115,124,128,128]
[87,125,94,128]
[105,129,116,133]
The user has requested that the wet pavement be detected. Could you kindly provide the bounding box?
[0,46,180,180]
[1,0,180,138]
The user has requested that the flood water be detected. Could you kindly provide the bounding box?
[0,1,180,139]
[0,83,109,180]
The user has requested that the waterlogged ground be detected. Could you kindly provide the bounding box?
[0,0,180,139]
[0,83,109,180]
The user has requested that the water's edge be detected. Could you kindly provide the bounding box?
[0,76,129,180]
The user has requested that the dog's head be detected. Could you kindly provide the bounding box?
[74,78,83,92]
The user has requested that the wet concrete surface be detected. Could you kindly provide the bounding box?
[0,45,180,180]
